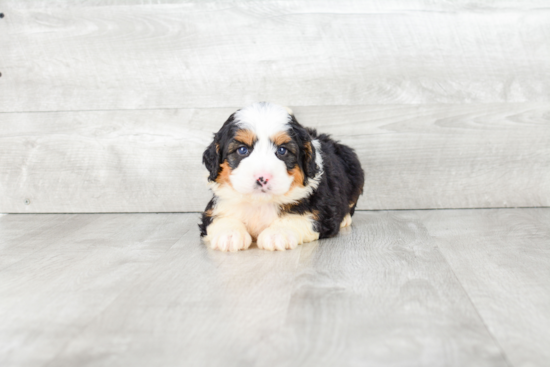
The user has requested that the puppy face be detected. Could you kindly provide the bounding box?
[203,103,318,200]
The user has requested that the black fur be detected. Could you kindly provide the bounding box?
[288,116,319,185]
[282,129,364,238]
[199,197,216,237]
[202,113,240,182]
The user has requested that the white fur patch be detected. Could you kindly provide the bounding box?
[312,139,323,170]
[207,189,280,239]
[229,142,293,196]
[229,103,294,196]
[205,217,252,252]
[340,213,352,228]
[234,102,291,140]
[257,213,319,251]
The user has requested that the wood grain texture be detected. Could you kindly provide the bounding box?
[0,214,78,267]
[1,103,548,213]
[421,208,550,367]
[1,210,534,367]
[245,212,508,367]
[5,0,550,8]
[1,1,549,112]
[0,213,194,367]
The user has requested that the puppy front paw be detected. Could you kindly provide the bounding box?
[257,227,299,251]
[340,213,352,228]
[210,229,252,252]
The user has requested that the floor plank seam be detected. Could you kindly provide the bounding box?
[432,237,515,367]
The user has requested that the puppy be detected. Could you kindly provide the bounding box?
[199,102,364,252]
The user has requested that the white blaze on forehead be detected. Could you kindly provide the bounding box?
[234,102,291,140]
[228,102,294,197]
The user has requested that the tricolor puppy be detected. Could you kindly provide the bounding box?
[199,102,364,252]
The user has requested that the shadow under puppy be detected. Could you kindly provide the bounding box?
[199,102,364,252]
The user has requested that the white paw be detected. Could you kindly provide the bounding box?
[210,229,252,252]
[340,214,352,228]
[257,227,299,251]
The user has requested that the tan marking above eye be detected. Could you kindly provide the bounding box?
[271,131,292,146]
[234,129,257,146]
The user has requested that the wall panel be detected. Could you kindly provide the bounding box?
[1,103,548,212]
[0,1,549,112]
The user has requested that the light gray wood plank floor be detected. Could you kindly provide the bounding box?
[0,209,548,367]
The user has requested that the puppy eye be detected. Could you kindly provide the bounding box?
[277,147,287,156]
[237,146,249,155]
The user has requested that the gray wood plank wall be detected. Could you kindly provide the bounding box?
[1,1,549,212]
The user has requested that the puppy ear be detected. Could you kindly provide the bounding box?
[290,119,319,184]
[203,112,238,182]
[203,136,221,182]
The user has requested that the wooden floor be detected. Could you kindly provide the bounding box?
[1,209,549,367]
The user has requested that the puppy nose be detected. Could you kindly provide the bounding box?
[255,173,272,187]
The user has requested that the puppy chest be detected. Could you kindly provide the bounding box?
[236,203,279,239]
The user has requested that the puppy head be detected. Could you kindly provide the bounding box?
[203,102,319,199]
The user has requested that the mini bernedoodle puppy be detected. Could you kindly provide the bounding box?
[199,102,364,252]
